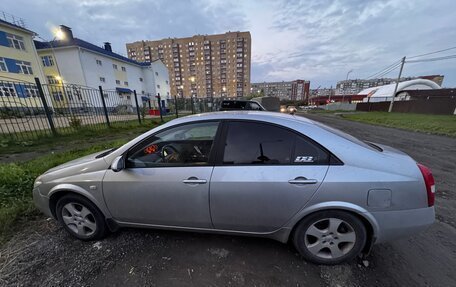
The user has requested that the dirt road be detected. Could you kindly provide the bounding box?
[1,113,455,286]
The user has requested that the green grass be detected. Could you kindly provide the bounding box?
[341,112,456,137]
[0,117,175,155]
[0,139,130,245]
[0,117,176,245]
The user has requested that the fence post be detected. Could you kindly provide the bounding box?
[133,90,141,124]
[156,93,164,123]
[98,86,110,127]
[35,77,57,136]
[174,95,179,118]
[191,96,195,114]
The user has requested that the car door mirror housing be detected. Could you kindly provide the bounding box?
[111,155,125,172]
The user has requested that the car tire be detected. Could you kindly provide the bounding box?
[292,210,366,265]
[56,194,108,241]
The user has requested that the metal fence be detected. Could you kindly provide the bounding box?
[0,78,242,141]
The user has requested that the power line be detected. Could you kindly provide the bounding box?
[365,59,402,79]
[408,46,456,59]
[370,62,402,79]
[406,54,456,63]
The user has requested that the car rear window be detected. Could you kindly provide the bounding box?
[312,121,382,152]
[221,101,248,109]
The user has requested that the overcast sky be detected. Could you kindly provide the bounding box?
[5,0,456,87]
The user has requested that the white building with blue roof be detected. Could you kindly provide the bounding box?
[34,25,170,108]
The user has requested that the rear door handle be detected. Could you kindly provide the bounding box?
[183,177,207,184]
[288,177,318,185]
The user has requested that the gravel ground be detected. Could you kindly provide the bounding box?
[1,112,455,287]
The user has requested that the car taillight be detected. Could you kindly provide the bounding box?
[417,163,435,207]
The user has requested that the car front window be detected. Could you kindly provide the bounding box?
[126,121,219,167]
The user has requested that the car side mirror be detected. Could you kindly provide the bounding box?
[111,155,125,172]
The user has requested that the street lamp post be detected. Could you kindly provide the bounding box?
[189,77,196,113]
[342,69,353,102]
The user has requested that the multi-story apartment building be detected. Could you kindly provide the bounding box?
[336,75,444,95]
[251,81,292,99]
[34,25,170,108]
[0,13,46,100]
[251,79,310,101]
[126,31,251,98]
[291,80,310,101]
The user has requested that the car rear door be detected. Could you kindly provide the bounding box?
[210,121,330,232]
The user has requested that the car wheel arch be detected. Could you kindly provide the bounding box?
[287,202,379,251]
[48,184,110,219]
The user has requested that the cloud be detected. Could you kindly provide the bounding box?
[246,0,456,87]
[3,0,455,87]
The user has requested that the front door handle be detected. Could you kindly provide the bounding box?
[288,177,318,185]
[183,177,207,184]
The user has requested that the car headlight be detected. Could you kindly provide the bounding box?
[34,176,43,188]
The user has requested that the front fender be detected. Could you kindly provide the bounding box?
[48,183,112,218]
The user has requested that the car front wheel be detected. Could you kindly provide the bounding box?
[292,210,367,265]
[56,194,108,240]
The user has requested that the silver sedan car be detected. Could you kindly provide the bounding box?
[33,111,435,264]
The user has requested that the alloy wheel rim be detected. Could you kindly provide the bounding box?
[304,217,356,259]
[61,202,97,237]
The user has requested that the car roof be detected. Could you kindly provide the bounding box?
[175,111,315,124]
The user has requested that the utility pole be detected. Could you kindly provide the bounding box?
[388,56,406,113]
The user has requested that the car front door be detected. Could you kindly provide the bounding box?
[210,121,330,232]
[103,121,220,228]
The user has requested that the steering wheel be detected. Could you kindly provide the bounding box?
[160,144,180,162]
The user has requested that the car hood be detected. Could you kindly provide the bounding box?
[44,150,110,174]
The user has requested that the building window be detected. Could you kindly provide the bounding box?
[41,55,54,67]
[139,77,143,82]
[16,61,33,74]
[52,91,64,101]
[47,75,58,84]
[124,81,128,86]
[0,82,16,97]
[96,59,102,66]
[155,72,158,76]
[100,77,106,83]
[23,84,39,97]
[113,64,118,69]
[157,84,160,89]
[116,80,120,85]
[103,93,109,98]
[165,80,169,85]
[6,33,25,51]
[0,57,7,72]
[121,66,126,72]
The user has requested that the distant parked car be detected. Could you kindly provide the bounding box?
[251,96,280,112]
[33,111,435,265]
[287,105,297,114]
[219,100,265,111]
[280,105,297,114]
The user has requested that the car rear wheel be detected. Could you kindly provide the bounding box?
[56,194,108,240]
[293,210,366,265]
